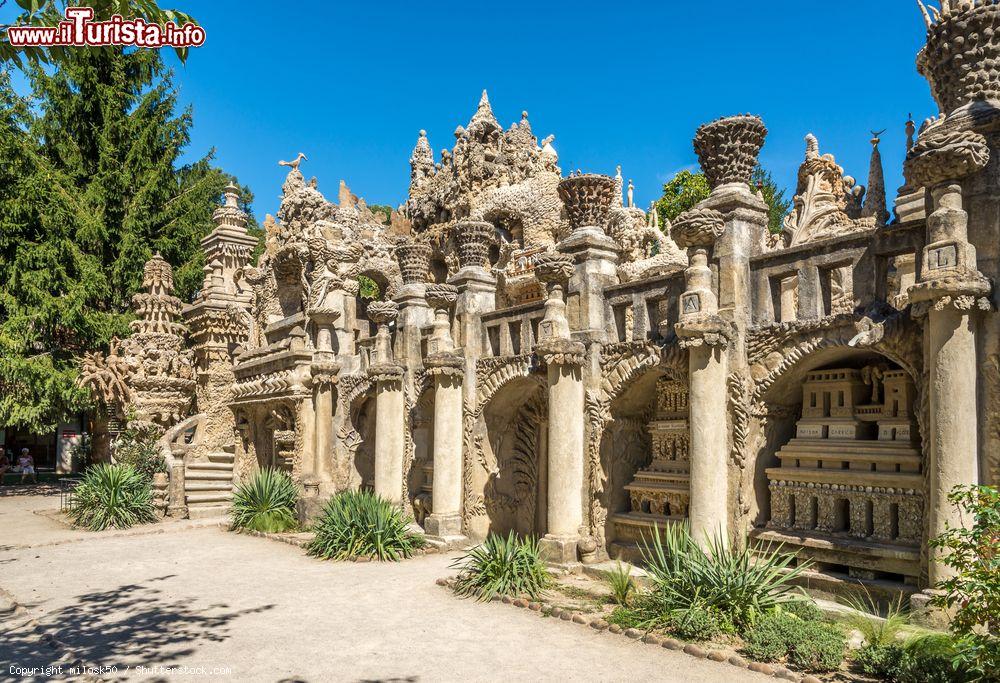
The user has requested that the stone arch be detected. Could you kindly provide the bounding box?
[337,373,377,491]
[464,356,546,540]
[586,342,689,560]
[745,319,928,589]
[406,373,435,524]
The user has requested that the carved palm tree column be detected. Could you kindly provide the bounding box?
[367,301,406,506]
[672,207,734,548]
[555,175,619,335]
[535,254,587,566]
[423,284,466,543]
[906,128,992,586]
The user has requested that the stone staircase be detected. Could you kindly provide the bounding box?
[184,446,235,520]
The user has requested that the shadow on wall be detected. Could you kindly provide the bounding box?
[1,575,274,673]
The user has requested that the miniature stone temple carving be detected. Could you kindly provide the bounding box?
[107,3,1000,612]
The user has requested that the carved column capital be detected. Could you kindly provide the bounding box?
[310,360,342,387]
[424,352,465,379]
[694,114,767,191]
[536,338,586,366]
[674,315,735,349]
[557,174,615,235]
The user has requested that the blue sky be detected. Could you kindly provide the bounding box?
[5,1,937,220]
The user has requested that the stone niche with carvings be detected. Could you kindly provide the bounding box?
[610,378,690,559]
[754,364,923,587]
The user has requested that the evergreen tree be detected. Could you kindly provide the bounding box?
[0,48,255,433]
[655,166,790,235]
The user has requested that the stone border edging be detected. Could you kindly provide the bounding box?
[434,577,824,683]
[0,517,225,552]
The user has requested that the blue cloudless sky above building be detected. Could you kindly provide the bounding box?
[5,1,938,221]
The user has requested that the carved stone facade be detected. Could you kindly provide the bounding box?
[87,2,999,605]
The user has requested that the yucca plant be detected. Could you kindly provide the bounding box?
[306,489,424,561]
[231,468,298,533]
[451,531,551,602]
[638,523,808,630]
[69,463,157,531]
[605,561,636,606]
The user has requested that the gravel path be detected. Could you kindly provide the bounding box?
[0,491,770,682]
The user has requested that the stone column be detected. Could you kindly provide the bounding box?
[394,242,434,369]
[423,284,467,543]
[534,253,587,566]
[303,310,341,512]
[367,300,406,506]
[167,446,188,518]
[905,128,992,586]
[672,206,734,547]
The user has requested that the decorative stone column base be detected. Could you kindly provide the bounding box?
[539,534,581,570]
[423,513,466,546]
[296,476,326,523]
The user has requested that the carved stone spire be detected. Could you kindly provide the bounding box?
[467,89,501,138]
[409,129,435,193]
[862,131,889,226]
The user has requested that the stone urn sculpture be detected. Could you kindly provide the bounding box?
[394,242,432,286]
[693,115,768,190]
[918,0,1000,116]
[557,174,616,235]
[452,221,495,271]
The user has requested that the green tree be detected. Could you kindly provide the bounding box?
[0,47,254,433]
[655,166,790,235]
[1,1,197,69]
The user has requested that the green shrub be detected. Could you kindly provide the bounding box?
[743,611,797,662]
[306,489,424,561]
[669,606,722,641]
[640,523,808,630]
[605,561,636,606]
[112,422,166,482]
[781,598,823,622]
[897,634,972,683]
[929,485,1000,680]
[742,611,846,673]
[789,620,846,673]
[855,643,905,681]
[231,468,298,533]
[69,463,157,531]
[451,531,550,601]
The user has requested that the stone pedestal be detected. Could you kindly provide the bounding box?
[537,340,586,567]
[424,357,466,543]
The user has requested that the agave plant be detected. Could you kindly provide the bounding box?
[306,489,424,561]
[605,561,636,606]
[231,468,298,533]
[451,531,551,602]
[638,523,808,630]
[69,463,157,531]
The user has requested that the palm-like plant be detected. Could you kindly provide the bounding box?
[231,468,298,533]
[605,561,636,606]
[639,523,808,630]
[306,489,424,561]
[451,531,551,602]
[69,463,157,531]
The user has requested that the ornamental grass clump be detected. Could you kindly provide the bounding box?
[605,561,636,606]
[451,531,551,602]
[638,523,808,631]
[230,468,298,533]
[307,489,424,561]
[69,463,157,531]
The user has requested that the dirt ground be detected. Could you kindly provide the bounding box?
[0,488,770,682]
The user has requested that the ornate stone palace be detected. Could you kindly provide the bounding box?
[81,1,1000,603]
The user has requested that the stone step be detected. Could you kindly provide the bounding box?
[206,452,235,464]
[185,482,234,493]
[187,461,233,472]
[184,471,233,482]
[187,505,230,520]
[186,492,232,504]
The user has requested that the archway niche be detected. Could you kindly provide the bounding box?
[471,376,547,540]
[408,385,435,526]
[751,347,924,590]
[347,393,376,491]
[602,369,690,562]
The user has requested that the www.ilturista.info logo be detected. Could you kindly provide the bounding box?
[6,6,205,49]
